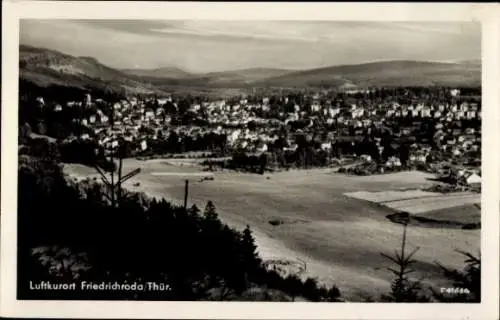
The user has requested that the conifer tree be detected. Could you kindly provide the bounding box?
[204,201,218,220]
[284,274,303,302]
[381,213,430,302]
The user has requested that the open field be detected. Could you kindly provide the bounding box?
[345,190,481,225]
[419,204,481,225]
[64,160,480,301]
[381,193,480,214]
[344,190,443,203]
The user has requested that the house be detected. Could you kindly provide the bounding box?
[466,173,481,185]
[145,110,155,119]
[415,154,427,163]
[467,111,476,119]
[101,115,109,123]
[421,108,431,117]
[360,155,372,162]
[256,142,268,153]
[320,142,332,151]
[386,156,402,167]
[157,98,168,105]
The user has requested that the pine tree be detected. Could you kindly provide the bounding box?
[380,217,430,302]
[189,204,200,216]
[284,274,303,301]
[241,225,261,269]
[325,285,342,302]
[204,201,218,220]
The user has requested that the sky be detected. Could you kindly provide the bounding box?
[20,20,481,73]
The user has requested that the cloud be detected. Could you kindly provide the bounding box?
[20,20,480,72]
[149,21,326,42]
[147,21,480,43]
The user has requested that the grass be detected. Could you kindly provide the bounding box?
[417,204,481,225]
[345,190,442,203]
[382,193,480,214]
[64,160,480,301]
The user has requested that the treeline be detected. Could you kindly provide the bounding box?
[202,135,412,174]
[140,130,228,157]
[19,130,115,172]
[17,139,342,302]
[19,78,127,104]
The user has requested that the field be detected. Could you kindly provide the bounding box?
[345,190,481,225]
[64,160,481,301]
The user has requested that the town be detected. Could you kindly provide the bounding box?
[20,86,481,186]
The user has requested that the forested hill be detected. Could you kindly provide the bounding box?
[20,45,481,98]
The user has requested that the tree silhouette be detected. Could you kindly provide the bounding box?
[380,213,430,302]
[241,225,261,272]
[284,274,303,301]
[399,143,410,167]
[204,201,218,220]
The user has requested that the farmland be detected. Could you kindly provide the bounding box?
[64,160,480,301]
[345,189,481,226]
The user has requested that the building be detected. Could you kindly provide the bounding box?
[466,173,481,185]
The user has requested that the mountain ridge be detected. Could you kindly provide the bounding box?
[19,45,481,97]
[121,67,194,79]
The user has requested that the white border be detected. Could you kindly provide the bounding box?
[2,2,499,319]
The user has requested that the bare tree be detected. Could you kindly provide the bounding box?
[93,77,141,208]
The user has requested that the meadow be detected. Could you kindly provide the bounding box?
[64,159,480,301]
[345,190,481,224]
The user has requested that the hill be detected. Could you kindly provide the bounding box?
[19,44,160,96]
[121,67,193,79]
[121,67,293,86]
[198,68,294,85]
[19,45,240,99]
[256,60,481,88]
[455,59,481,67]
[19,45,481,98]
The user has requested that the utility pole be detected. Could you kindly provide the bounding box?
[184,179,189,210]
